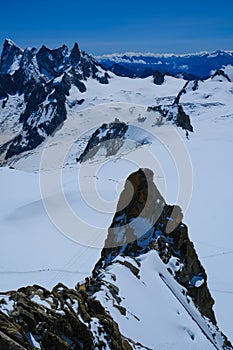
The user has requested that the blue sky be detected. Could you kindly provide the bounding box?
[1,0,233,54]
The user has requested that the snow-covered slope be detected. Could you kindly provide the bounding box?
[94,252,227,350]
[223,65,233,81]
[0,167,101,290]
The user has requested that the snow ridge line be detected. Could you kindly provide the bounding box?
[159,273,223,350]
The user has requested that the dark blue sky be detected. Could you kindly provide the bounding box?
[1,0,233,54]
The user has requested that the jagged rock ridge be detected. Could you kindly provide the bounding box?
[211,69,231,82]
[0,283,135,350]
[0,39,110,160]
[147,80,194,133]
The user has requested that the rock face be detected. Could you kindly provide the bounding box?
[173,80,199,105]
[147,78,196,133]
[0,331,27,350]
[76,120,128,163]
[97,168,214,322]
[0,39,110,160]
[0,39,23,76]
[147,104,193,132]
[153,70,165,85]
[0,284,134,350]
[211,69,231,82]
[0,168,232,350]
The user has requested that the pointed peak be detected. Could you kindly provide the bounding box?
[40,44,48,50]
[72,42,79,50]
[70,42,81,66]
[1,39,24,74]
[3,38,23,52]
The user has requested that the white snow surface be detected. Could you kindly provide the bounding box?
[223,65,233,81]
[94,251,223,349]
[0,73,233,346]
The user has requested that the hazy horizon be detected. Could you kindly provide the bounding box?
[1,0,233,56]
[1,37,233,57]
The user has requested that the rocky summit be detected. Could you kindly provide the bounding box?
[96,168,215,322]
[0,168,232,350]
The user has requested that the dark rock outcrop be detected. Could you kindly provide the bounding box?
[0,331,27,350]
[147,104,193,132]
[176,105,193,131]
[211,69,231,82]
[0,283,133,350]
[70,43,81,67]
[153,70,165,85]
[147,77,196,133]
[36,45,70,78]
[76,120,128,163]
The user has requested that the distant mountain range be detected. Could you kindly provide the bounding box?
[97,50,233,79]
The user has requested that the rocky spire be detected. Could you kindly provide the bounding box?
[70,42,81,66]
[98,168,216,324]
